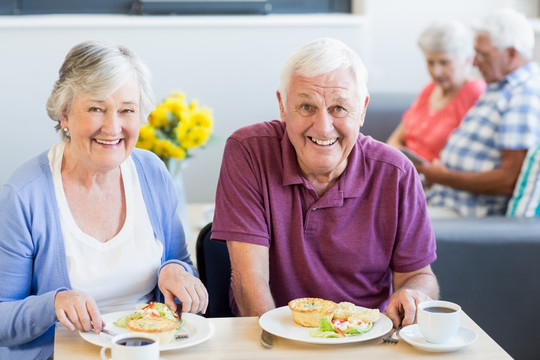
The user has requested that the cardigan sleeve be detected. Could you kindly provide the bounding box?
[0,184,60,347]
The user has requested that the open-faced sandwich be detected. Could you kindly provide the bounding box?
[125,317,178,344]
[288,298,380,338]
[113,302,181,344]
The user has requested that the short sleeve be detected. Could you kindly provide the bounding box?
[507,144,540,217]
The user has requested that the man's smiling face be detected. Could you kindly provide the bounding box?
[278,68,367,181]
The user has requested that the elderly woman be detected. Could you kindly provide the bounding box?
[0,41,208,359]
[387,20,485,162]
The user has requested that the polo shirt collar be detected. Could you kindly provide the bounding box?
[338,136,364,199]
[281,130,304,186]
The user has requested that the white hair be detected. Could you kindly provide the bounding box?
[278,37,368,105]
[47,41,154,140]
[473,8,534,59]
[418,19,474,62]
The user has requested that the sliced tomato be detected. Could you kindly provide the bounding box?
[142,301,156,310]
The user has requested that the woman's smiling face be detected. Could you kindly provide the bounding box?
[61,77,141,173]
[278,68,368,181]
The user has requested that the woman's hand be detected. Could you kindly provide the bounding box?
[158,263,208,315]
[54,290,104,333]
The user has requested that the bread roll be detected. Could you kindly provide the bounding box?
[348,308,380,324]
[334,302,358,320]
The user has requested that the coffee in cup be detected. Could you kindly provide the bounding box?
[417,300,461,343]
[100,333,160,360]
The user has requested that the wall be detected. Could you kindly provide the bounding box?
[0,0,537,202]
[0,14,367,203]
[360,0,538,93]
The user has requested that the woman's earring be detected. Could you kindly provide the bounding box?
[63,127,70,137]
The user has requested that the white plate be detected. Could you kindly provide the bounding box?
[79,311,215,351]
[399,324,478,352]
[258,305,393,345]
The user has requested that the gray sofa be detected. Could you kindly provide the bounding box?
[364,94,540,360]
[431,217,540,360]
[363,92,414,143]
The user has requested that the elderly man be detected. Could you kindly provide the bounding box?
[419,8,540,218]
[211,37,439,328]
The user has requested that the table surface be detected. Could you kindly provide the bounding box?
[54,312,511,359]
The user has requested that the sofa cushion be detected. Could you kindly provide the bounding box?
[507,144,540,217]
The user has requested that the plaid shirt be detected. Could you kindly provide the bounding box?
[427,62,540,217]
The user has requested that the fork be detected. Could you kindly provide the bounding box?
[174,303,189,340]
[175,329,190,340]
[382,326,402,344]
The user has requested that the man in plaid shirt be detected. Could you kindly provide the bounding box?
[418,8,540,217]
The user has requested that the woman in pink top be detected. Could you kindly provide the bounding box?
[387,20,486,161]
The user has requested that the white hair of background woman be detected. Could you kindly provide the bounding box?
[473,7,534,59]
[418,19,474,63]
[278,37,369,106]
[47,40,155,141]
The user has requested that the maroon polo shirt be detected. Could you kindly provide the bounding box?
[212,120,436,313]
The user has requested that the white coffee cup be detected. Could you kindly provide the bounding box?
[417,300,461,344]
[100,333,160,360]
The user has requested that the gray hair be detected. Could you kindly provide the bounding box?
[473,8,534,59]
[47,40,154,140]
[278,37,369,106]
[418,20,474,62]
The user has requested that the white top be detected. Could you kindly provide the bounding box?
[49,142,163,313]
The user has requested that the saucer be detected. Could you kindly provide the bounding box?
[399,324,478,352]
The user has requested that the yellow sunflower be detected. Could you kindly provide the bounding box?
[136,124,157,150]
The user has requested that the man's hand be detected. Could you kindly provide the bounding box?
[386,288,433,328]
[158,263,208,315]
[387,265,439,328]
[415,159,447,185]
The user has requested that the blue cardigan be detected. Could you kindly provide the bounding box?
[0,148,196,359]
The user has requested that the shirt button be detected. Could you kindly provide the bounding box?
[312,208,317,211]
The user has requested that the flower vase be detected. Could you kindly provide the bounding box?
[167,158,191,242]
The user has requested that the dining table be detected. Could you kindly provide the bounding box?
[54,203,512,359]
[54,310,512,359]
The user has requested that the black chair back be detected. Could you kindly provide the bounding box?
[195,222,234,317]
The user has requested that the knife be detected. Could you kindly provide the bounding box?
[260,329,273,348]
[100,328,117,338]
